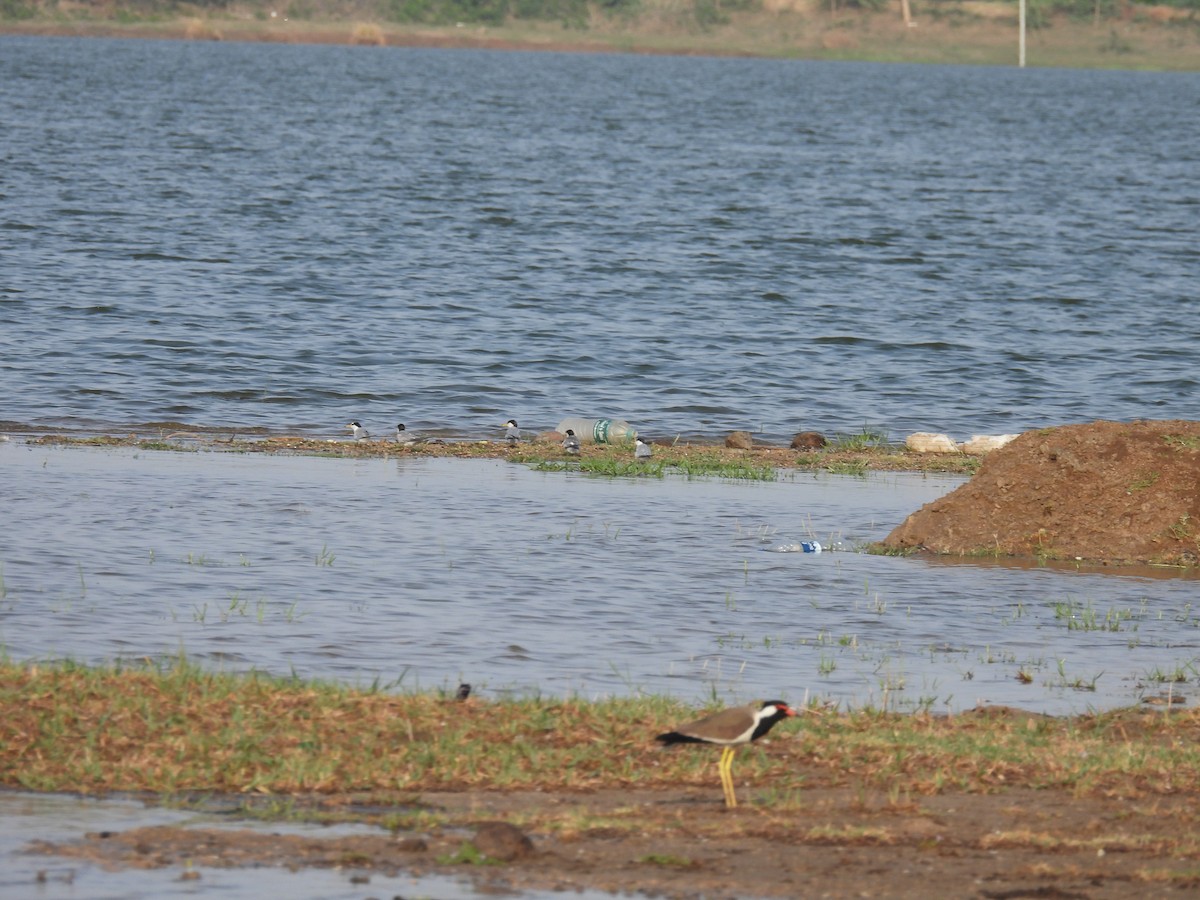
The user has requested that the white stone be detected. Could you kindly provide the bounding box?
[905,432,961,454]
[959,434,1022,454]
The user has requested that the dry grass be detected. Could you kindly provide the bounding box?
[349,22,385,45]
[4,659,1200,804]
[182,17,222,41]
[2,5,1197,71]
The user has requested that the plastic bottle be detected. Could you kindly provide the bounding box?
[765,539,845,554]
[555,417,638,445]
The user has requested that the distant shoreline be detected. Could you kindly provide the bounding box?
[3,9,1198,71]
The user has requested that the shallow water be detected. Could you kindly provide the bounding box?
[2,37,1199,443]
[0,789,587,900]
[3,440,1197,716]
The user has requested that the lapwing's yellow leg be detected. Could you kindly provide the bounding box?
[719,746,737,808]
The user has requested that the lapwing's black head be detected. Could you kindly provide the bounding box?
[751,700,797,740]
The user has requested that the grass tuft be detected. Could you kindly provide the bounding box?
[5,660,1200,807]
[437,842,502,865]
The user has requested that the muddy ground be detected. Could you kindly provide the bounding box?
[883,420,1200,569]
[27,778,1200,898]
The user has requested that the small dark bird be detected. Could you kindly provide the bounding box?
[635,437,653,459]
[346,421,370,441]
[562,429,581,455]
[656,700,796,808]
[503,419,521,445]
[456,683,472,701]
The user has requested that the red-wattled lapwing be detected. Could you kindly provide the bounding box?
[656,700,796,808]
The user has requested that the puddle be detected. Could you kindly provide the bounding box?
[0,792,451,897]
[1,441,1198,717]
[0,790,613,899]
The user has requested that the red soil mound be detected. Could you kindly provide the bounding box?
[883,420,1200,568]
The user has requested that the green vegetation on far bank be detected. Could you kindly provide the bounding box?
[2,0,1198,70]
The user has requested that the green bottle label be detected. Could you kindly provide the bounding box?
[593,419,612,443]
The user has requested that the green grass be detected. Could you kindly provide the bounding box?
[437,842,503,865]
[531,452,776,481]
[668,455,776,481]
[825,460,869,477]
[1164,435,1200,451]
[1128,471,1160,491]
[1166,515,1193,541]
[829,427,890,452]
[638,852,696,867]
[1051,597,1137,632]
[531,457,667,478]
[5,658,1200,808]
[1145,662,1195,684]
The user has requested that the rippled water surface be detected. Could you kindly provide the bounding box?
[3,441,1198,717]
[2,36,1198,442]
[5,36,1198,898]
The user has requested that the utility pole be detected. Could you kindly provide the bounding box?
[1019,0,1027,67]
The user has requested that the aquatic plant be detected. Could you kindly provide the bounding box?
[668,456,776,481]
[829,427,890,451]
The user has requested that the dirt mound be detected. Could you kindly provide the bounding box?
[882,420,1200,568]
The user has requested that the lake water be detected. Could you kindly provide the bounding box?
[4,440,1198,718]
[1,31,1198,724]
[1,36,1198,444]
[2,36,1198,897]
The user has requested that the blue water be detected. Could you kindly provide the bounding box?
[2,31,1199,708]
[2,36,1198,444]
[3,441,1199,718]
[2,41,1198,894]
